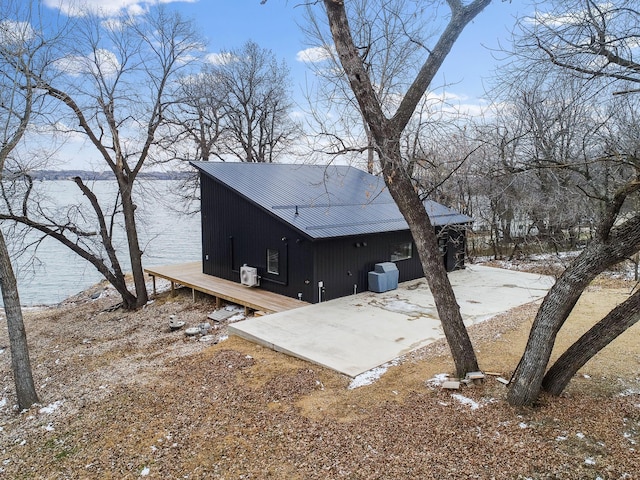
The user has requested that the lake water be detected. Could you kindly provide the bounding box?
[4,180,201,306]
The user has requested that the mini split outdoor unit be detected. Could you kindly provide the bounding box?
[240,265,259,287]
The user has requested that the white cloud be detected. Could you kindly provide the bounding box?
[205,52,236,65]
[0,20,36,46]
[532,11,580,27]
[531,2,616,28]
[296,46,333,63]
[54,48,120,77]
[43,0,197,18]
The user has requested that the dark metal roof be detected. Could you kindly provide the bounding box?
[191,162,472,240]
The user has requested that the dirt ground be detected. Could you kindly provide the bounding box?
[0,270,638,479]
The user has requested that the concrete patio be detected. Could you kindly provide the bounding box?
[228,265,555,377]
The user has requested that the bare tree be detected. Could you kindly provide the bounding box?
[508,95,640,405]
[521,0,640,95]
[478,79,599,257]
[500,0,640,405]
[159,67,230,213]
[0,0,52,409]
[168,69,230,163]
[302,0,461,173]
[311,0,491,377]
[172,40,299,164]
[468,125,528,259]
[0,6,202,310]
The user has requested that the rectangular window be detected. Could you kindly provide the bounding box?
[390,241,412,262]
[267,248,279,275]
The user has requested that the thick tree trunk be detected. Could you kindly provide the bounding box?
[542,289,640,396]
[382,154,479,377]
[0,229,39,410]
[119,177,148,309]
[507,251,600,405]
[322,0,490,377]
[508,214,640,406]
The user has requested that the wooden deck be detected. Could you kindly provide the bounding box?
[144,262,308,314]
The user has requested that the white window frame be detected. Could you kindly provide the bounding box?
[266,248,280,275]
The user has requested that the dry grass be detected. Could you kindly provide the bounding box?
[0,275,639,479]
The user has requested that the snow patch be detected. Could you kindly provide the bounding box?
[451,394,480,410]
[39,400,64,414]
[426,373,450,388]
[620,388,640,397]
[349,362,396,389]
[140,466,150,476]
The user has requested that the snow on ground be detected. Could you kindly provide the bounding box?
[451,393,481,410]
[479,250,638,281]
[620,388,640,397]
[348,360,399,389]
[425,373,450,388]
[38,400,64,415]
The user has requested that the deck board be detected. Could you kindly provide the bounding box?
[144,262,307,313]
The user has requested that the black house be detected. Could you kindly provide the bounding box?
[192,162,472,303]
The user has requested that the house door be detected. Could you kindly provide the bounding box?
[445,236,457,271]
[439,235,457,272]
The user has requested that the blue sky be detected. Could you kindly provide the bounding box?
[187,0,529,107]
[41,0,530,109]
[30,0,534,169]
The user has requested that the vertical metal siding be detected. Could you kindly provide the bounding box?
[200,173,316,302]
[314,231,424,302]
[200,172,467,304]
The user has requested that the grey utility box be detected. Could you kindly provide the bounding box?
[368,262,399,293]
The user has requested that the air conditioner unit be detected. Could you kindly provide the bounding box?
[240,265,259,287]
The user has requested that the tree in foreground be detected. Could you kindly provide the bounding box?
[0,0,50,409]
[309,0,492,376]
[502,0,640,405]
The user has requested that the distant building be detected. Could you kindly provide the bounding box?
[192,162,472,303]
